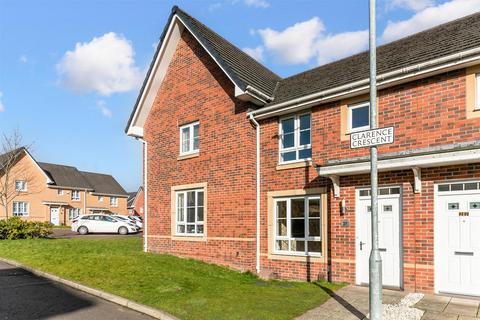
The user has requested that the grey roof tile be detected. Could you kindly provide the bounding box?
[80,171,128,197]
[38,162,92,190]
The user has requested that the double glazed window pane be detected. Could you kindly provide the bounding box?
[193,124,199,150]
[181,127,190,153]
[351,104,369,130]
[275,197,321,255]
[280,114,311,163]
[176,190,204,235]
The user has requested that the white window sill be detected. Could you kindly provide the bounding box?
[172,234,206,241]
[178,152,200,160]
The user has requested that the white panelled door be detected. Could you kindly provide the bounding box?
[356,187,402,288]
[50,207,60,226]
[436,183,480,296]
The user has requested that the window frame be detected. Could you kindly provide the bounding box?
[110,197,118,207]
[175,188,204,237]
[15,180,27,192]
[12,201,29,217]
[273,196,322,257]
[71,190,80,201]
[348,101,370,133]
[68,208,81,220]
[57,189,64,196]
[278,112,312,164]
[98,196,104,202]
[179,121,200,156]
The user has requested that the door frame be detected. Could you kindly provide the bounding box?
[355,185,404,289]
[434,179,480,295]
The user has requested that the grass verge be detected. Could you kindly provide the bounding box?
[0,237,343,320]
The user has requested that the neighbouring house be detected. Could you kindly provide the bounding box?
[127,186,144,217]
[125,6,480,296]
[0,147,128,225]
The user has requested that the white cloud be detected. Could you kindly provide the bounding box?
[388,0,434,12]
[57,32,142,96]
[19,55,28,64]
[253,17,368,66]
[0,91,4,112]
[243,46,264,61]
[96,100,112,118]
[208,2,222,11]
[245,0,269,8]
[382,0,480,43]
[315,30,369,65]
[258,17,325,64]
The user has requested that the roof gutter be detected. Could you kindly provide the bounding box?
[248,46,480,120]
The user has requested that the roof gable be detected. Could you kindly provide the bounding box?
[125,6,280,137]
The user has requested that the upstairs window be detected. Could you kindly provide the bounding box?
[98,196,104,202]
[15,180,27,192]
[71,190,80,201]
[110,197,118,207]
[180,122,199,155]
[476,73,480,110]
[279,113,311,163]
[348,101,370,132]
[57,189,64,195]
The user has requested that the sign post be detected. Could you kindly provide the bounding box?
[368,0,382,319]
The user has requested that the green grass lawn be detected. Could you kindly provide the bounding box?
[0,238,343,320]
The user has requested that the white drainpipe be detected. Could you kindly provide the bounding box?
[249,114,261,274]
[136,138,148,253]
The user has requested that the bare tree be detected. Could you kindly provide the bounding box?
[0,129,35,219]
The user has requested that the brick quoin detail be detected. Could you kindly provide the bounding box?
[143,26,480,293]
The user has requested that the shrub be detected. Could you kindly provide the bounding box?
[0,217,53,240]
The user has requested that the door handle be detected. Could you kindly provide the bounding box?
[360,241,366,250]
[454,251,474,256]
[379,248,387,252]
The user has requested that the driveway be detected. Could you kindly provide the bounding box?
[0,260,154,320]
[51,228,142,239]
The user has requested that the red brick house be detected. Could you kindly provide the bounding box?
[127,186,144,218]
[126,6,480,296]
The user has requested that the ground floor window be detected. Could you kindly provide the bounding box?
[176,188,204,235]
[12,201,29,216]
[69,208,81,220]
[274,196,321,256]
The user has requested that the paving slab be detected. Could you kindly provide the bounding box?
[444,298,480,317]
[415,295,451,312]
[421,311,459,320]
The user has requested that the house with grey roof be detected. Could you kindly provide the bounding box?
[0,147,128,225]
[126,6,480,297]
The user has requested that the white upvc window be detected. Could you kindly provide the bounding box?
[57,189,64,195]
[274,196,322,256]
[175,189,204,236]
[13,201,29,216]
[348,101,370,133]
[279,113,311,163]
[110,197,118,207]
[15,180,27,192]
[71,190,80,201]
[476,73,480,110]
[69,208,81,220]
[179,122,199,155]
[98,196,104,202]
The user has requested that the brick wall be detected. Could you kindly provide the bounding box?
[143,29,257,271]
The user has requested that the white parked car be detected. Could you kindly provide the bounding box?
[71,214,138,235]
[112,215,142,229]
[128,215,143,229]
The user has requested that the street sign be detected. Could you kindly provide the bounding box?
[350,126,394,149]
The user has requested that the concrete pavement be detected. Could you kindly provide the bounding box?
[0,260,154,320]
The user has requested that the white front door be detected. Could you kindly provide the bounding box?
[356,187,402,288]
[50,207,60,226]
[436,183,480,296]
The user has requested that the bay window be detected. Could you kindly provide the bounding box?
[274,196,321,255]
[279,113,311,163]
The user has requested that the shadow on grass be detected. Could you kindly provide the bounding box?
[314,284,366,320]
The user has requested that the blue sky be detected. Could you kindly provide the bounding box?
[0,0,478,191]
